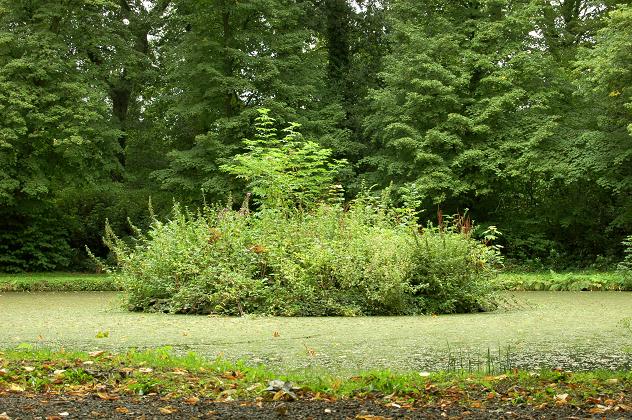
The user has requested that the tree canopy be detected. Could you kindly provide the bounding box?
[0,0,631,271]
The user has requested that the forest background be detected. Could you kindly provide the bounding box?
[1,0,631,272]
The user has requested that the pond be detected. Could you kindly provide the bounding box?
[0,291,630,373]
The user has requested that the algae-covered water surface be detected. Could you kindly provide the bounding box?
[0,291,630,372]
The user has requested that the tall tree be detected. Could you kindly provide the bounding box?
[0,0,120,206]
[152,0,335,202]
[0,0,120,270]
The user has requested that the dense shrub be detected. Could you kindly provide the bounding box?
[105,198,500,316]
[0,202,72,272]
[618,235,632,286]
[56,185,172,270]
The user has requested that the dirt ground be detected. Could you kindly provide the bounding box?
[1,393,625,419]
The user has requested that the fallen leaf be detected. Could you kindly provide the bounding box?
[419,371,431,377]
[88,351,105,358]
[115,407,130,414]
[58,413,69,417]
[23,366,35,372]
[588,407,605,414]
[0,369,7,376]
[96,392,119,401]
[159,406,178,415]
[246,383,261,392]
[356,415,389,420]
[0,412,11,420]
[184,396,199,405]
[82,361,94,366]
[95,331,109,339]
[8,384,24,393]
[138,367,153,374]
[221,370,243,380]
[555,393,569,403]
[470,401,482,408]
[53,369,66,376]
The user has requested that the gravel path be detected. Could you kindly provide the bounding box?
[0,393,624,419]
[1,291,631,372]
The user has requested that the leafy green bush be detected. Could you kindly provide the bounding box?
[104,111,500,316]
[105,198,500,316]
[618,235,632,286]
[56,185,173,270]
[220,108,347,209]
[493,271,631,291]
[0,202,73,273]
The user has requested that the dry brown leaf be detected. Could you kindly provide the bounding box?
[88,350,105,358]
[184,396,199,405]
[221,370,243,380]
[159,406,178,415]
[356,415,391,420]
[115,407,130,414]
[96,392,119,401]
[470,401,482,408]
[0,412,11,420]
[8,384,24,393]
[554,393,569,404]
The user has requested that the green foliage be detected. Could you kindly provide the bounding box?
[105,197,500,316]
[0,203,72,272]
[2,0,632,271]
[494,271,631,292]
[0,0,120,207]
[618,235,632,283]
[221,109,347,209]
[0,272,117,292]
[56,185,172,269]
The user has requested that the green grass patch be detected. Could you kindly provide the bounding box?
[0,347,630,412]
[494,271,632,291]
[0,272,119,292]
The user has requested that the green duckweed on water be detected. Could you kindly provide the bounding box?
[0,291,630,373]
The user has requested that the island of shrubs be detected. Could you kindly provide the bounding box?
[103,110,503,316]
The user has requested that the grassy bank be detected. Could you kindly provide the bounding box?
[2,270,629,293]
[495,270,631,291]
[0,272,119,292]
[0,347,630,416]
